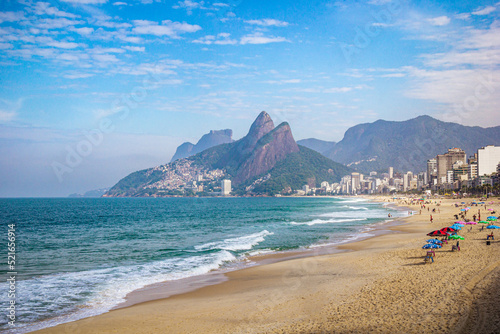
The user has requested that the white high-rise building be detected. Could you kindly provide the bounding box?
[221,179,231,196]
[388,167,394,179]
[477,145,500,176]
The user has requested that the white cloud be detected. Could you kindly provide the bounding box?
[63,72,95,79]
[244,19,289,27]
[323,85,365,93]
[213,3,229,7]
[46,41,81,49]
[455,13,470,20]
[265,79,301,84]
[60,0,108,4]
[70,27,94,35]
[472,6,496,15]
[122,46,145,52]
[240,32,288,45]
[112,2,128,5]
[34,2,79,18]
[0,110,17,122]
[0,11,25,23]
[192,33,237,45]
[0,43,13,49]
[132,20,201,37]
[0,98,23,123]
[35,18,85,29]
[173,0,204,10]
[427,16,450,26]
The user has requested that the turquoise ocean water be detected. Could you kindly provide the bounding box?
[0,197,404,333]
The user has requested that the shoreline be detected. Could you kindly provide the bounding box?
[33,196,500,333]
[115,203,407,310]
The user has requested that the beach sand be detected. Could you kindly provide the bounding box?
[34,196,500,334]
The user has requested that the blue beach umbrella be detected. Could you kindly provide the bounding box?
[460,209,466,211]
[450,225,461,230]
[487,225,500,229]
[423,244,442,249]
[426,239,442,244]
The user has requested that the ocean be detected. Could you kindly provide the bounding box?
[0,197,405,333]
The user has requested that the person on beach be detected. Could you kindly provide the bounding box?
[430,215,433,223]
[473,214,476,221]
[426,251,434,263]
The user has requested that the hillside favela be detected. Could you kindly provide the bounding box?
[2,1,500,334]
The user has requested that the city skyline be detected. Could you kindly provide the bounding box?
[1,0,500,196]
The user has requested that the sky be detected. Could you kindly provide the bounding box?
[0,0,499,197]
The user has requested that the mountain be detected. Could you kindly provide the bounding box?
[323,115,500,173]
[297,138,336,155]
[170,129,233,162]
[105,112,351,197]
[68,188,110,198]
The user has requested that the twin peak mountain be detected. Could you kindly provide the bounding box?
[105,112,350,196]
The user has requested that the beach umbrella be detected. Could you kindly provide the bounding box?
[449,235,464,240]
[423,244,442,249]
[455,221,466,224]
[461,202,465,204]
[466,222,477,225]
[487,216,497,221]
[426,239,442,244]
[440,227,456,233]
[479,221,489,224]
[450,226,461,230]
[427,230,448,236]
[487,225,500,229]
[460,209,466,211]
[488,209,494,211]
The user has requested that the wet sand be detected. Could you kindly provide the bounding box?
[34,196,500,334]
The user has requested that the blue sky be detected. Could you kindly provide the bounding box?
[1,0,499,196]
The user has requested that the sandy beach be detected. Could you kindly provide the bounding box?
[34,196,500,334]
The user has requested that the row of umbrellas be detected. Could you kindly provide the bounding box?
[424,221,500,249]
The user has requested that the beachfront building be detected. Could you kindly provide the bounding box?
[477,145,500,176]
[427,158,437,186]
[436,148,466,185]
[388,167,394,179]
[221,179,231,196]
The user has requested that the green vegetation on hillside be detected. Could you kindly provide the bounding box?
[242,146,352,195]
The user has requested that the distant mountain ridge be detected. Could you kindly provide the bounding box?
[297,138,336,155]
[170,129,233,162]
[105,112,351,197]
[322,115,500,172]
[69,188,109,198]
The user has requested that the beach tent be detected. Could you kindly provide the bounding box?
[423,244,441,249]
[487,225,500,229]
